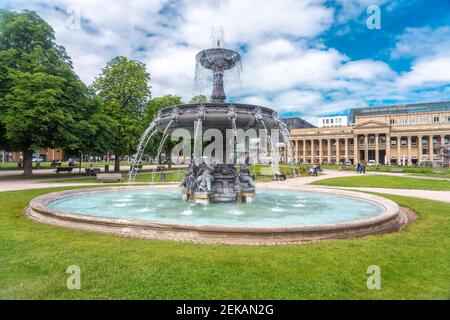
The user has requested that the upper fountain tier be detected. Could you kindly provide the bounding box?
[196,48,241,71]
[196,47,241,103]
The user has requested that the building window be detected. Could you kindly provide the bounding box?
[411,137,417,146]
[401,138,407,146]
[433,116,439,123]
[448,116,450,123]
[422,149,429,155]
[390,119,396,125]
[391,139,397,146]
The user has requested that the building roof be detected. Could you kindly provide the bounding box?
[281,117,315,129]
[349,101,450,124]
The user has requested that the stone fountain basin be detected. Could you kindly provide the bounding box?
[196,48,241,70]
[26,186,408,245]
[155,103,279,134]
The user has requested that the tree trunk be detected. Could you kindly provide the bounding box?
[114,155,121,172]
[79,152,82,175]
[23,149,33,176]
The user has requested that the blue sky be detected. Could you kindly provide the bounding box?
[2,0,450,124]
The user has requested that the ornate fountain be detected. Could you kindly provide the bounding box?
[130,37,285,204]
[26,34,408,245]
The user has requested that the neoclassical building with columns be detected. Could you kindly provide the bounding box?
[288,101,450,166]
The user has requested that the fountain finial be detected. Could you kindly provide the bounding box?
[211,26,224,48]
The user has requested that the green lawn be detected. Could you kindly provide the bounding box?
[0,161,155,171]
[311,175,450,191]
[42,170,185,184]
[0,186,449,299]
[322,164,450,178]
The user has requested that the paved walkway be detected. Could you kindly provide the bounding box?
[1,169,449,203]
[0,164,187,177]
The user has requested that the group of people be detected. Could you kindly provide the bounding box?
[355,162,366,174]
[308,164,321,176]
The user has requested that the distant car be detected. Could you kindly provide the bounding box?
[344,160,352,166]
[367,160,377,166]
[32,157,44,162]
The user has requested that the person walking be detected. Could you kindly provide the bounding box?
[362,161,366,174]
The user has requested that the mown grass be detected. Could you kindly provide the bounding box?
[42,170,185,184]
[0,161,156,170]
[0,186,449,299]
[311,175,450,191]
[321,165,450,178]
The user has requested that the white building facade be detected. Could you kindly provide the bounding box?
[318,116,348,128]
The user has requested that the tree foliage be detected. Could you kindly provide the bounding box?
[189,95,208,104]
[144,95,183,161]
[0,10,108,175]
[92,56,151,171]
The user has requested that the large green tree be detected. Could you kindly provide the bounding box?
[93,56,151,171]
[63,91,118,173]
[144,95,183,164]
[0,10,94,176]
[189,95,208,104]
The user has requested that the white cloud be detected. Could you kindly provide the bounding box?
[338,59,394,80]
[174,0,334,47]
[391,26,450,59]
[393,26,450,89]
[397,57,450,88]
[239,40,346,94]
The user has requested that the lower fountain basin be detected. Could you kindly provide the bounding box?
[27,186,407,245]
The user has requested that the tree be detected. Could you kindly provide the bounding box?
[144,95,183,165]
[145,94,182,125]
[92,56,151,171]
[63,91,118,173]
[0,10,91,176]
[189,95,208,104]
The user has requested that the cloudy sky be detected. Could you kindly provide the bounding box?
[2,0,450,124]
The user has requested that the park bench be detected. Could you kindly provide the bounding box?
[96,173,123,183]
[130,164,143,171]
[390,168,404,173]
[55,167,73,174]
[50,161,62,168]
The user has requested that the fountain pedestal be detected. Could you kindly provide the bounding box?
[181,189,191,201]
[194,192,214,205]
[237,191,255,203]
